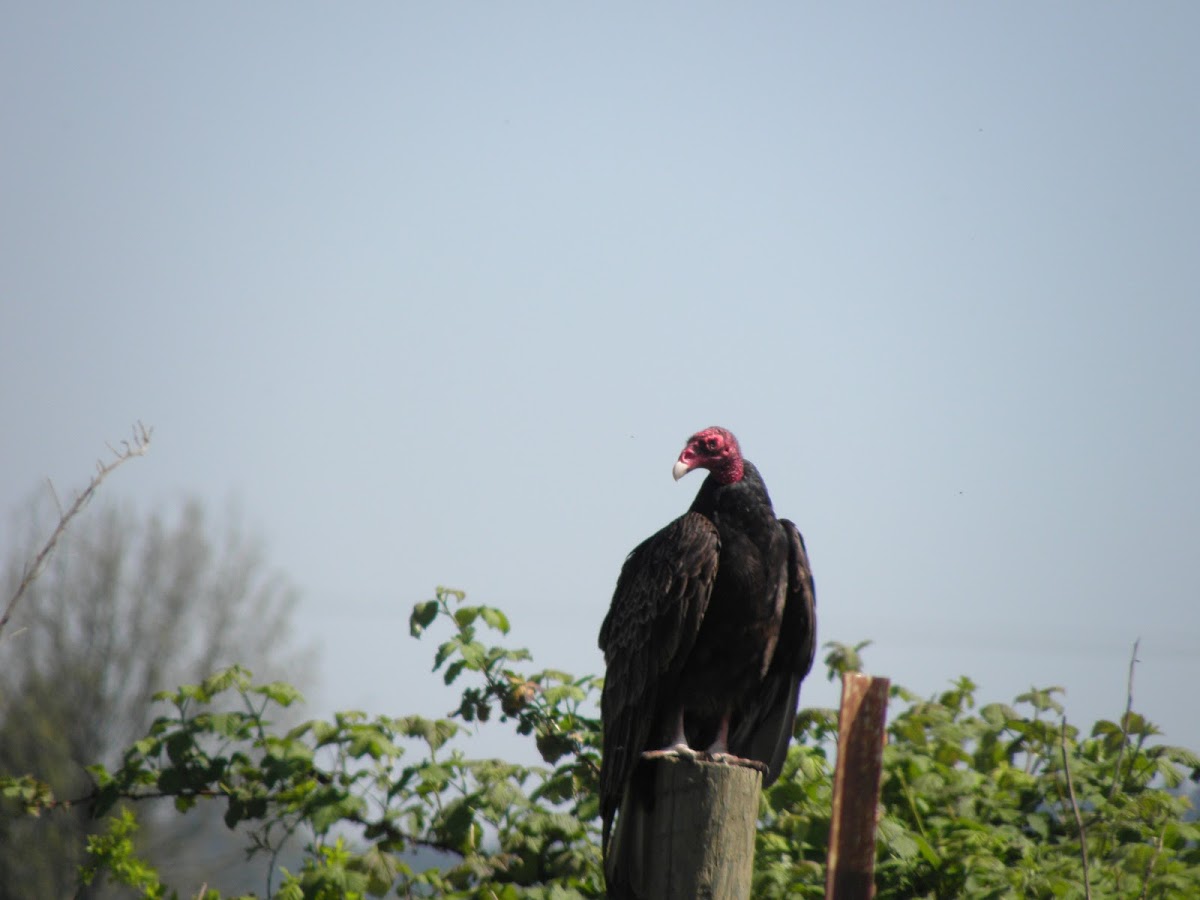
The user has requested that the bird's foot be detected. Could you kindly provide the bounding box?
[704,752,769,774]
[641,742,699,762]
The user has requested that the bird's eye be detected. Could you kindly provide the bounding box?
[704,437,719,451]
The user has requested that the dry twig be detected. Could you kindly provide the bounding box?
[1061,718,1092,900]
[0,422,152,640]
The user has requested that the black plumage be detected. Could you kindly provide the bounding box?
[598,427,817,897]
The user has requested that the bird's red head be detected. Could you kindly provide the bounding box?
[673,427,744,485]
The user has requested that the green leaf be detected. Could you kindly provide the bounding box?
[307,789,367,834]
[454,606,480,628]
[480,606,511,634]
[308,719,340,746]
[433,638,459,671]
[436,586,466,604]
[1015,686,1066,715]
[361,844,401,896]
[436,799,477,853]
[542,684,587,705]
[443,660,467,685]
[409,599,439,637]
[347,726,400,761]
[202,665,252,696]
[253,680,305,707]
[397,715,458,753]
[459,640,487,669]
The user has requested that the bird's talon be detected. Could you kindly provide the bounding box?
[702,752,769,773]
[641,743,699,762]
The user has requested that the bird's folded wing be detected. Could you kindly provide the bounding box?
[730,518,817,785]
[598,511,720,847]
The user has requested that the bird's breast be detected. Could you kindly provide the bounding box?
[674,528,787,709]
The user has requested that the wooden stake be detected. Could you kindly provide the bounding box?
[619,757,762,899]
[826,672,890,900]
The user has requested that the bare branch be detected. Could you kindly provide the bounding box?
[1108,638,1141,802]
[1061,718,1092,900]
[0,422,152,640]
[45,478,63,518]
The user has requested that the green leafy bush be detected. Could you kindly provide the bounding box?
[3,588,1197,898]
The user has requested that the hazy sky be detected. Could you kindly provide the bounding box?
[3,5,1198,759]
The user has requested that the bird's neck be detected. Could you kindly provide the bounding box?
[710,455,744,485]
[691,461,770,518]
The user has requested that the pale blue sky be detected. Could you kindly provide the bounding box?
[3,5,1198,758]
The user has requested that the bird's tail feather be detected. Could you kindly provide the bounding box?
[604,775,653,899]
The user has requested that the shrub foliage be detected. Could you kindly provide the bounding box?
[3,587,1198,898]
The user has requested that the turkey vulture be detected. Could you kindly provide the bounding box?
[598,427,816,897]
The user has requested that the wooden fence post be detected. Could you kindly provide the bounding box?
[616,757,761,899]
[826,672,891,900]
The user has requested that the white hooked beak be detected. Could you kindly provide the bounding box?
[672,459,692,481]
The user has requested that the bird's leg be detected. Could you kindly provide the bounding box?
[706,711,767,773]
[641,708,697,760]
[706,710,734,761]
